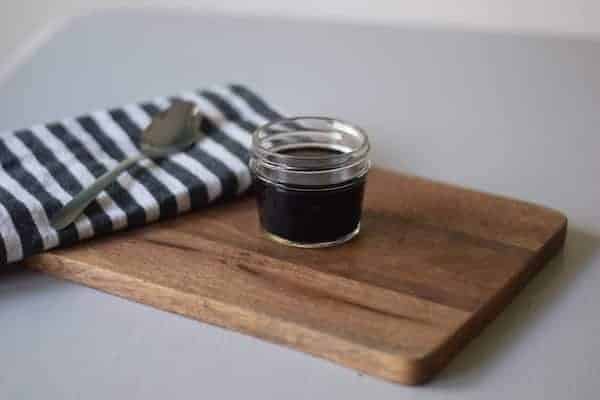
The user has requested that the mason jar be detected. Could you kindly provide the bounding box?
[250,116,371,248]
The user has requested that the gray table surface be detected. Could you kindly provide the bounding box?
[0,9,598,399]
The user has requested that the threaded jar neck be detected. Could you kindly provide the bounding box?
[250,116,370,187]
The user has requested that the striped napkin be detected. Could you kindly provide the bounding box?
[0,84,282,265]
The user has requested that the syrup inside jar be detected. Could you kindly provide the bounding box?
[250,118,370,248]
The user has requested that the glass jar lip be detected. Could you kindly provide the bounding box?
[252,116,370,165]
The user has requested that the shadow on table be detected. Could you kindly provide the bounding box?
[434,226,599,387]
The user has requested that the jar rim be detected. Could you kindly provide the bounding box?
[250,116,371,186]
[252,116,370,166]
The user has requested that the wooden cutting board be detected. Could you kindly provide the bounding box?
[25,168,567,385]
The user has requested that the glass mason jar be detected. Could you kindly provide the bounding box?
[250,117,371,248]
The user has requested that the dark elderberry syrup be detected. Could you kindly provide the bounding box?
[254,148,366,246]
[250,117,370,248]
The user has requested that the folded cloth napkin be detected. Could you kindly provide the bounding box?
[0,84,283,265]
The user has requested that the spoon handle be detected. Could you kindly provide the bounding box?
[51,154,146,230]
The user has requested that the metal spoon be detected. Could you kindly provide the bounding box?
[51,100,202,230]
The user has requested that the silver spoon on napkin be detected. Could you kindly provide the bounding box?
[51,100,202,230]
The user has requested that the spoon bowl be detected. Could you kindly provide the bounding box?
[140,100,202,157]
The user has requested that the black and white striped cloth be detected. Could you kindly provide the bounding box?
[0,84,283,265]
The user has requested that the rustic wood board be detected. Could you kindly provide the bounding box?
[25,168,567,385]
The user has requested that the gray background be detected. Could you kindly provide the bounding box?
[4,0,600,68]
[0,9,598,399]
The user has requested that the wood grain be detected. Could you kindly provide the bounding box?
[25,168,567,384]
